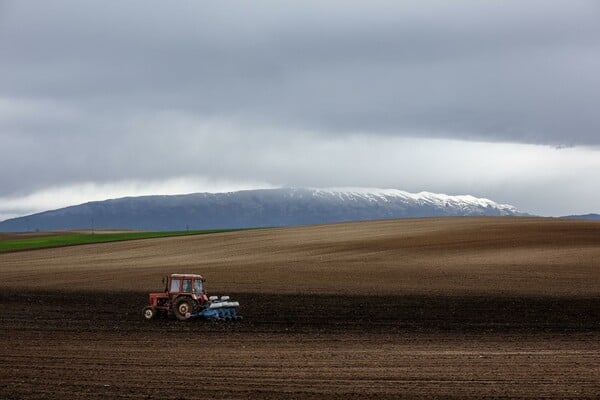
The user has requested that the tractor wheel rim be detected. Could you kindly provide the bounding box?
[144,309,153,319]
[179,304,188,314]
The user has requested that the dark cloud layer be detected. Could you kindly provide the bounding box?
[1,1,599,214]
[2,0,599,142]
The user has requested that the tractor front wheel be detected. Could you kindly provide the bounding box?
[174,298,195,321]
[142,306,156,320]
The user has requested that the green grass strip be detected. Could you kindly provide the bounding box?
[0,229,240,253]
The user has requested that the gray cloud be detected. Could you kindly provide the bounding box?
[0,0,599,215]
[2,0,599,141]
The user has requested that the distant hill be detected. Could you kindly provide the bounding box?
[0,187,525,232]
[561,213,600,221]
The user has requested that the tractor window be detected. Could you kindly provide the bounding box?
[169,278,180,292]
[182,279,192,292]
[193,280,203,293]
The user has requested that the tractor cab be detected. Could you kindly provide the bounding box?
[165,273,208,304]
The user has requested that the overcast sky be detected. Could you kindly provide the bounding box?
[1,0,599,220]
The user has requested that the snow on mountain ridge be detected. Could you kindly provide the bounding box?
[309,187,518,213]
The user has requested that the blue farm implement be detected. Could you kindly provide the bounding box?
[142,273,242,322]
[195,296,241,321]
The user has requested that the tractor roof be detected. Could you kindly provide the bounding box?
[170,273,204,279]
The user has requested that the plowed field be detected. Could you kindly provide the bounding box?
[1,217,600,399]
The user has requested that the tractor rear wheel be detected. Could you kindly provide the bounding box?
[174,298,195,321]
[142,306,156,320]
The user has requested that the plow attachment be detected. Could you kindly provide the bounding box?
[194,295,242,321]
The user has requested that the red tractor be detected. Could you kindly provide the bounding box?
[142,273,241,321]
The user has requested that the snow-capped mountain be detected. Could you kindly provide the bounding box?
[311,188,519,213]
[0,188,524,232]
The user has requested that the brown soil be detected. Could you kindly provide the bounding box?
[1,217,600,399]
